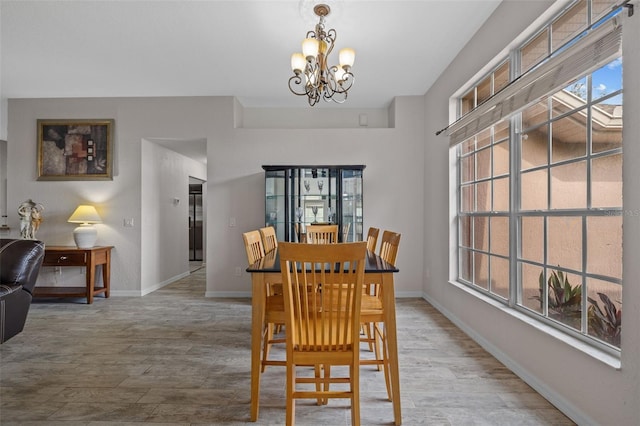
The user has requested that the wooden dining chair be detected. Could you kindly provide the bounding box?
[306,224,338,244]
[243,230,265,265]
[361,226,381,349]
[366,227,380,252]
[279,241,367,426]
[360,230,401,401]
[258,225,284,348]
[243,230,284,372]
[379,230,401,266]
[259,226,278,253]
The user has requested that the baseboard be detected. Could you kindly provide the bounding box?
[395,291,423,298]
[109,290,142,297]
[141,271,191,296]
[205,291,252,298]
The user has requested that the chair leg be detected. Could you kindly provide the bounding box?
[261,323,273,373]
[314,364,324,405]
[286,362,296,426]
[376,323,392,401]
[373,322,383,371]
[363,322,375,352]
[351,362,361,426]
[323,364,331,405]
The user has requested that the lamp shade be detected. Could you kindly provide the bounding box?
[339,48,355,68]
[68,205,102,249]
[302,37,319,60]
[291,52,306,73]
[68,205,102,224]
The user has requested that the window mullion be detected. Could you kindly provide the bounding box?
[510,116,520,307]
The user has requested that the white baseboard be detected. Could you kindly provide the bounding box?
[140,271,191,296]
[107,290,141,297]
[395,291,423,298]
[205,291,252,298]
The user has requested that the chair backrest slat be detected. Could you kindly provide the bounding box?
[306,224,339,244]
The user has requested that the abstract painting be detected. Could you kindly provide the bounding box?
[37,119,114,180]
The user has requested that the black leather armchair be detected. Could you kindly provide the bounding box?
[0,239,45,343]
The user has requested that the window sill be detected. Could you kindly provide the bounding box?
[447,280,621,370]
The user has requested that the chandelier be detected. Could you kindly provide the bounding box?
[288,4,355,106]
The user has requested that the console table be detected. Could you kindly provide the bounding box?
[34,246,113,304]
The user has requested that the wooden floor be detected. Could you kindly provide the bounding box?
[0,268,574,425]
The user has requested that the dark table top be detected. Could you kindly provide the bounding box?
[246,247,399,274]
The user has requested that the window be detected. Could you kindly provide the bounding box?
[459,120,511,300]
[454,0,622,351]
[460,60,510,114]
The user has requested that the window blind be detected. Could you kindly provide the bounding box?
[447,17,623,147]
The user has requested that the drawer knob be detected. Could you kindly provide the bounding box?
[59,256,68,262]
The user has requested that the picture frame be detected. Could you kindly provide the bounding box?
[37,119,114,181]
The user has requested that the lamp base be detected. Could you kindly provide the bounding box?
[73,224,97,248]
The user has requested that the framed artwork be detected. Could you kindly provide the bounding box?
[37,119,114,181]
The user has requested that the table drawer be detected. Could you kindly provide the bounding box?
[43,252,86,266]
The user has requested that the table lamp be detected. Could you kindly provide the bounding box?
[68,205,102,248]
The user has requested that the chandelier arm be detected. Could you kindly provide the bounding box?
[324,28,337,56]
[323,67,339,96]
[332,72,354,94]
[326,28,336,39]
[288,75,308,96]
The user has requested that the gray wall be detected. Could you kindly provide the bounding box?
[423,1,640,424]
[5,96,425,299]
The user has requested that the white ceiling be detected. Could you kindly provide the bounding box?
[1,0,502,109]
[1,0,501,162]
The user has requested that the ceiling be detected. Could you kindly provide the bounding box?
[1,0,502,162]
[1,0,502,109]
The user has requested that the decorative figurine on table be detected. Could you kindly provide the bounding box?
[18,199,44,240]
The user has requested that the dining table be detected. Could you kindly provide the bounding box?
[246,246,402,425]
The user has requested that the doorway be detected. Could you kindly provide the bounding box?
[188,180,204,264]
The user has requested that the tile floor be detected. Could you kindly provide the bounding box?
[0,268,575,425]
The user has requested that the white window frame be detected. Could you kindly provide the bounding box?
[450,0,625,356]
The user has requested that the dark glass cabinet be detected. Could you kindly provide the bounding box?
[263,165,365,243]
